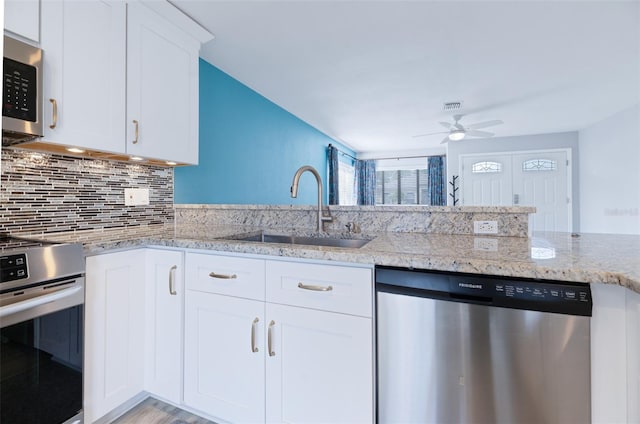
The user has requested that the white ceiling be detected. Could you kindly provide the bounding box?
[170,0,640,155]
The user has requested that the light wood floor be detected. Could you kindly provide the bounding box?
[112,397,217,424]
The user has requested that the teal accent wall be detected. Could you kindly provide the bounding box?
[174,60,354,205]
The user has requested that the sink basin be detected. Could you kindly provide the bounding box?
[235,232,371,248]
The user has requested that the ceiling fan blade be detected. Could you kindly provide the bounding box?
[438,121,452,129]
[465,119,504,130]
[412,130,449,138]
[440,135,450,144]
[466,129,494,138]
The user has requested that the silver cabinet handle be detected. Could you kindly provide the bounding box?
[298,282,333,292]
[132,119,139,144]
[251,317,259,353]
[209,272,237,279]
[49,98,58,129]
[268,320,276,357]
[169,265,177,295]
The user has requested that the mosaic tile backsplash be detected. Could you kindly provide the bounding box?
[0,148,174,234]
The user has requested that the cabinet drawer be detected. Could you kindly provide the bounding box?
[266,261,372,317]
[186,253,265,301]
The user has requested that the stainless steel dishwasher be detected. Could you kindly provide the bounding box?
[376,266,592,424]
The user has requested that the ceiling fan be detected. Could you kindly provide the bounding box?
[414,114,504,144]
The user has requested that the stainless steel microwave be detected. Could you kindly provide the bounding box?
[2,36,43,145]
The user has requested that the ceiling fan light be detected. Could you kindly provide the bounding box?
[449,130,465,141]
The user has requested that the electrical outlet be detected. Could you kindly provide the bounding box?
[473,237,498,252]
[124,188,149,206]
[474,220,498,234]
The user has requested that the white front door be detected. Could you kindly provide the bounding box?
[462,154,513,206]
[461,150,571,232]
[512,151,569,232]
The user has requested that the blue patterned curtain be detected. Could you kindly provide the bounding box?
[427,155,445,206]
[356,159,376,205]
[328,145,339,205]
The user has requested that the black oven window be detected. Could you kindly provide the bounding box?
[1,306,83,424]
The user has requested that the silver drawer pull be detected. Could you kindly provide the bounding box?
[169,265,177,295]
[209,272,237,279]
[251,317,259,353]
[132,119,139,144]
[49,98,58,129]
[268,320,276,357]
[298,282,333,292]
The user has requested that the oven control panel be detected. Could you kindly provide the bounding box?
[0,253,28,283]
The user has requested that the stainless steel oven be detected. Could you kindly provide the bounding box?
[1,234,85,424]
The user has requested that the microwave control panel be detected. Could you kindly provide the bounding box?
[3,57,38,122]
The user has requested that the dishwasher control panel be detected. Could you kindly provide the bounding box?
[376,266,593,317]
[494,282,590,302]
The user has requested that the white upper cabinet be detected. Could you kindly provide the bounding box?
[4,0,40,43]
[41,0,127,154]
[38,0,210,165]
[127,2,200,164]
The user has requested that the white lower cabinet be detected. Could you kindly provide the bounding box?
[86,249,373,423]
[85,249,147,423]
[184,291,266,423]
[591,282,640,424]
[183,252,374,424]
[85,248,184,423]
[144,249,185,405]
[265,302,373,424]
[626,288,640,423]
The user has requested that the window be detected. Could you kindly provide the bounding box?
[471,161,502,173]
[331,152,446,206]
[522,159,557,171]
[338,159,356,205]
[374,157,443,205]
[375,169,430,205]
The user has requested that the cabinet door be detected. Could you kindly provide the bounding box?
[4,0,40,43]
[85,250,146,423]
[144,249,184,404]
[41,0,126,153]
[126,2,200,164]
[265,303,373,424]
[184,291,265,423]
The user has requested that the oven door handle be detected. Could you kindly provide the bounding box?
[0,285,83,319]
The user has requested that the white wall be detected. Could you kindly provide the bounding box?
[578,104,640,235]
[446,132,580,229]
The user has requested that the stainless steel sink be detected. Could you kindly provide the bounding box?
[235,232,370,248]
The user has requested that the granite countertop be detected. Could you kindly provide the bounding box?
[30,223,640,293]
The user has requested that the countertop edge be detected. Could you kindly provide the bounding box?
[80,236,640,295]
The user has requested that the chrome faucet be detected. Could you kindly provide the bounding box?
[290,165,333,232]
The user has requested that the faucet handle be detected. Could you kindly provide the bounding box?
[345,222,360,234]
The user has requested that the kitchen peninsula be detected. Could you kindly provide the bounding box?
[32,205,639,291]
[11,204,640,424]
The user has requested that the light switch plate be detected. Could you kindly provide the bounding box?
[124,188,149,206]
[474,220,498,234]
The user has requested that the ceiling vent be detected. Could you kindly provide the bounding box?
[443,101,463,111]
